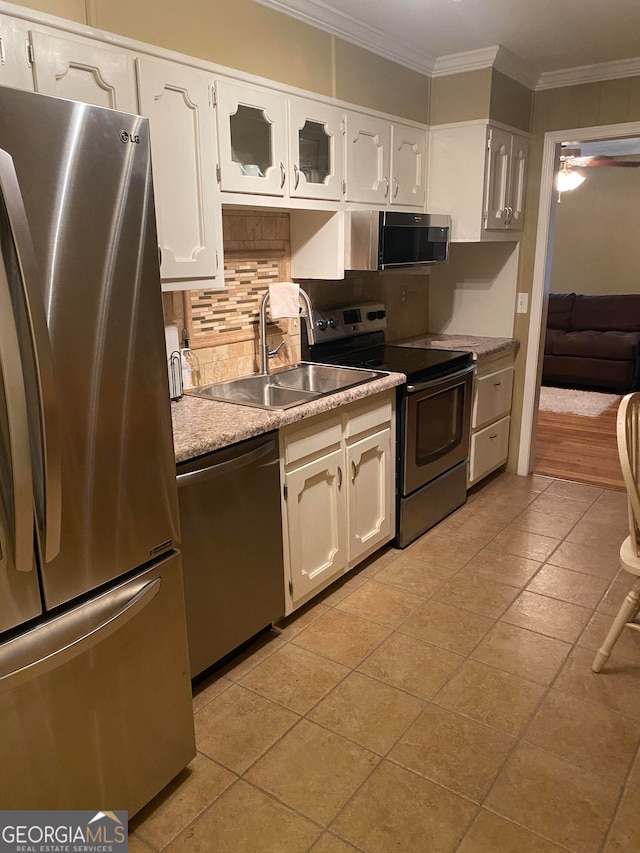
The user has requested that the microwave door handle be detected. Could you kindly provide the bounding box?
[0,233,34,573]
[0,149,61,563]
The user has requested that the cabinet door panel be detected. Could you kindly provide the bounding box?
[344,113,390,204]
[347,429,392,563]
[484,126,511,230]
[216,79,287,196]
[288,97,342,201]
[469,416,510,485]
[0,17,34,91]
[30,30,137,112]
[391,123,426,208]
[137,57,221,286]
[286,449,347,603]
[472,366,514,429]
[507,134,529,229]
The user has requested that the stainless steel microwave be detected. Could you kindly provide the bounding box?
[345,211,451,271]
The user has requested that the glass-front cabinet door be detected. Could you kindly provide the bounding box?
[216,79,287,196]
[288,98,343,201]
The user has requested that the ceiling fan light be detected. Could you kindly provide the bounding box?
[557,168,586,192]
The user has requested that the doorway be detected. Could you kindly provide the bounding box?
[517,120,640,487]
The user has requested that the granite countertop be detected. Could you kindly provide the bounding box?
[395,333,518,360]
[172,371,405,463]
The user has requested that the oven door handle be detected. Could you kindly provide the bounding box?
[406,364,475,394]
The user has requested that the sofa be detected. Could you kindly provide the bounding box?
[543,293,640,393]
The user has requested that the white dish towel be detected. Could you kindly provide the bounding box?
[269,281,300,319]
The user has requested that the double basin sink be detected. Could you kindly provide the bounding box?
[188,362,382,410]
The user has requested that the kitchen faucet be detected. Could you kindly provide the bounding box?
[259,287,315,375]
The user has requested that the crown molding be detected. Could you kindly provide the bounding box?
[536,56,640,90]
[433,45,537,89]
[253,0,435,75]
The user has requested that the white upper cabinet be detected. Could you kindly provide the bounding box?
[0,16,34,90]
[29,29,137,112]
[288,97,343,202]
[484,126,529,231]
[344,112,391,204]
[137,56,222,289]
[215,78,288,196]
[427,121,530,241]
[390,122,427,208]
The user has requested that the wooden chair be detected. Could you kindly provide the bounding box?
[592,392,640,673]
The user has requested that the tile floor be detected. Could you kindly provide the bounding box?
[130,472,640,853]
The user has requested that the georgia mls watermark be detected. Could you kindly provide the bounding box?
[0,811,127,853]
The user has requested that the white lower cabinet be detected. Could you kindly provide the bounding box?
[468,352,515,486]
[280,391,395,614]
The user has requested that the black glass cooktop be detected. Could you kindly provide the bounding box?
[313,343,473,382]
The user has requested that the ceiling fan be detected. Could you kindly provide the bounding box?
[561,143,640,169]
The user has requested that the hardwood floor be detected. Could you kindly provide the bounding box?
[534,397,625,490]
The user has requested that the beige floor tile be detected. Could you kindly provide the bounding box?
[529,493,591,521]
[510,508,577,539]
[308,671,423,754]
[194,683,299,773]
[352,544,401,579]
[399,599,494,655]
[454,499,524,526]
[471,622,571,685]
[523,689,640,785]
[218,630,287,681]
[547,540,620,580]
[316,572,367,607]
[567,519,626,556]
[485,742,619,853]
[501,590,592,643]
[390,704,514,801]
[462,548,542,588]
[434,658,545,737]
[491,527,561,562]
[423,515,504,549]
[331,760,476,853]
[240,643,349,714]
[335,579,425,628]
[626,748,640,790]
[527,564,609,609]
[165,779,320,852]
[358,632,463,701]
[604,785,640,852]
[579,610,640,665]
[130,754,235,849]
[457,809,567,853]
[245,719,379,826]
[408,531,483,569]
[545,479,603,503]
[128,836,156,853]
[274,601,331,640]
[191,673,231,713]
[597,571,633,615]
[582,501,629,537]
[373,551,459,597]
[291,608,391,667]
[479,471,551,496]
[554,647,640,720]
[309,833,359,852]
[433,571,519,619]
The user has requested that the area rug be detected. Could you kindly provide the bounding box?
[539,386,621,417]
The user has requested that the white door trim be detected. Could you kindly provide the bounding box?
[517,119,640,475]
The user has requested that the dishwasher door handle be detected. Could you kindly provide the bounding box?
[176,439,276,487]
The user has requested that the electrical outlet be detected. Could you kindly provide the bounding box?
[517,292,529,314]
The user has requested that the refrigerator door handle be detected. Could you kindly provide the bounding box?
[0,577,161,694]
[0,235,33,573]
[0,148,61,563]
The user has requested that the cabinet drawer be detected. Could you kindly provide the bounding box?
[469,416,510,485]
[472,366,514,429]
[282,415,342,467]
[345,394,393,441]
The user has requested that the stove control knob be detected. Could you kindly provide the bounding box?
[377,310,386,319]
[367,311,377,321]
[316,319,327,331]
[328,316,338,329]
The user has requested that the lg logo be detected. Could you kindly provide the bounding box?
[119,130,141,144]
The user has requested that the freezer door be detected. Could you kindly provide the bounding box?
[0,550,195,815]
[0,87,179,610]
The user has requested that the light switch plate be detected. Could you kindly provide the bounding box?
[517,292,529,314]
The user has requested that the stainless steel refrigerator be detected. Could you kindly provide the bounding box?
[0,86,195,814]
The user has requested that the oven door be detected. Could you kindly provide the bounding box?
[402,365,474,495]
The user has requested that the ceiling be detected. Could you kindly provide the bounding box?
[255,0,640,88]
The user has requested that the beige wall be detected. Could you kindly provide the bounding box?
[430,69,492,125]
[490,70,533,132]
[550,165,640,295]
[509,75,640,469]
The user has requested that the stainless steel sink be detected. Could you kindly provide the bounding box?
[187,362,382,410]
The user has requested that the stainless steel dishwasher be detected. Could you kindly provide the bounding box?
[176,432,285,678]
